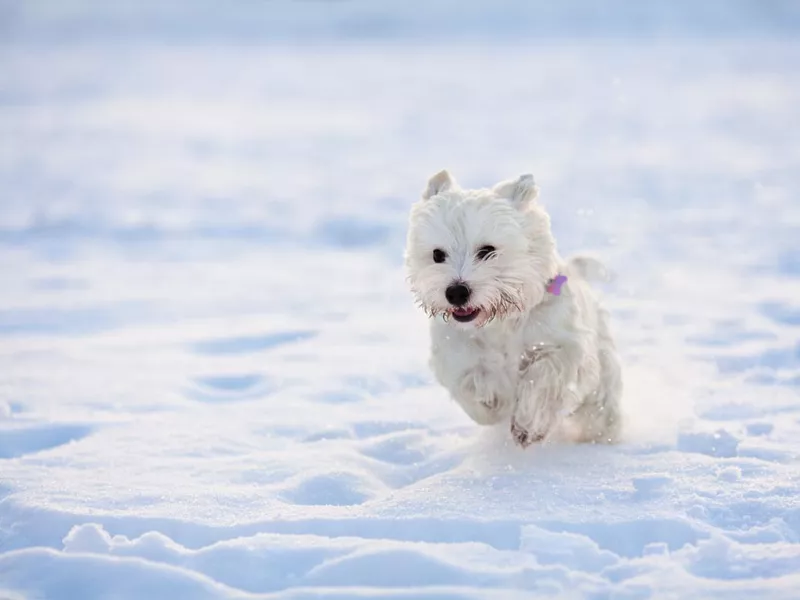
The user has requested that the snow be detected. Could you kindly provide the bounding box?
[2,2,800,598]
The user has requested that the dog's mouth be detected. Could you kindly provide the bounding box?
[450,306,481,323]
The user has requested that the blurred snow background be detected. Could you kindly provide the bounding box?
[1,1,800,598]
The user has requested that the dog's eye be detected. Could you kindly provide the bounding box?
[432,249,447,263]
[476,245,496,260]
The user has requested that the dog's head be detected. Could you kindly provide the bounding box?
[405,169,557,328]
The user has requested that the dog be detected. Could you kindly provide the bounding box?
[405,169,622,447]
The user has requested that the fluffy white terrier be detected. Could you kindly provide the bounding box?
[405,170,622,447]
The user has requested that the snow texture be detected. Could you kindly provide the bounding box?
[1,1,800,598]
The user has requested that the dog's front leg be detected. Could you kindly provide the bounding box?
[511,351,578,447]
[430,336,515,426]
[452,366,514,425]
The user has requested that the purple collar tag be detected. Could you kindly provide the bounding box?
[546,274,567,296]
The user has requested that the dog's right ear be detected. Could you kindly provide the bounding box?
[493,174,539,207]
[422,169,456,199]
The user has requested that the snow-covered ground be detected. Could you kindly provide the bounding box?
[2,2,800,598]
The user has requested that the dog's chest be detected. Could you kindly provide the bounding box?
[444,320,527,371]
[468,313,563,373]
[472,322,521,354]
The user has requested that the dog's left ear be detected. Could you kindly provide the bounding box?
[423,169,456,200]
[493,174,539,207]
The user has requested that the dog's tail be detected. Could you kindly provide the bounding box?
[566,255,614,283]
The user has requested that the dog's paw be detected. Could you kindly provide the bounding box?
[511,419,546,448]
[454,370,510,425]
[481,394,500,411]
[462,397,503,425]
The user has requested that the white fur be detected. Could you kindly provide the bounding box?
[405,170,622,446]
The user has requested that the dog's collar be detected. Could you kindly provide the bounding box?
[546,274,567,296]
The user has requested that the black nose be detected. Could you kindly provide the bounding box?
[445,282,471,306]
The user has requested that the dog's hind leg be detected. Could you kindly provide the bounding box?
[567,348,623,443]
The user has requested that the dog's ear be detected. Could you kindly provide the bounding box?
[493,174,539,207]
[422,169,456,199]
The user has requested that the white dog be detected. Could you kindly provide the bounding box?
[405,170,622,447]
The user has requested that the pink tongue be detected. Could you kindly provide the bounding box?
[453,307,472,316]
